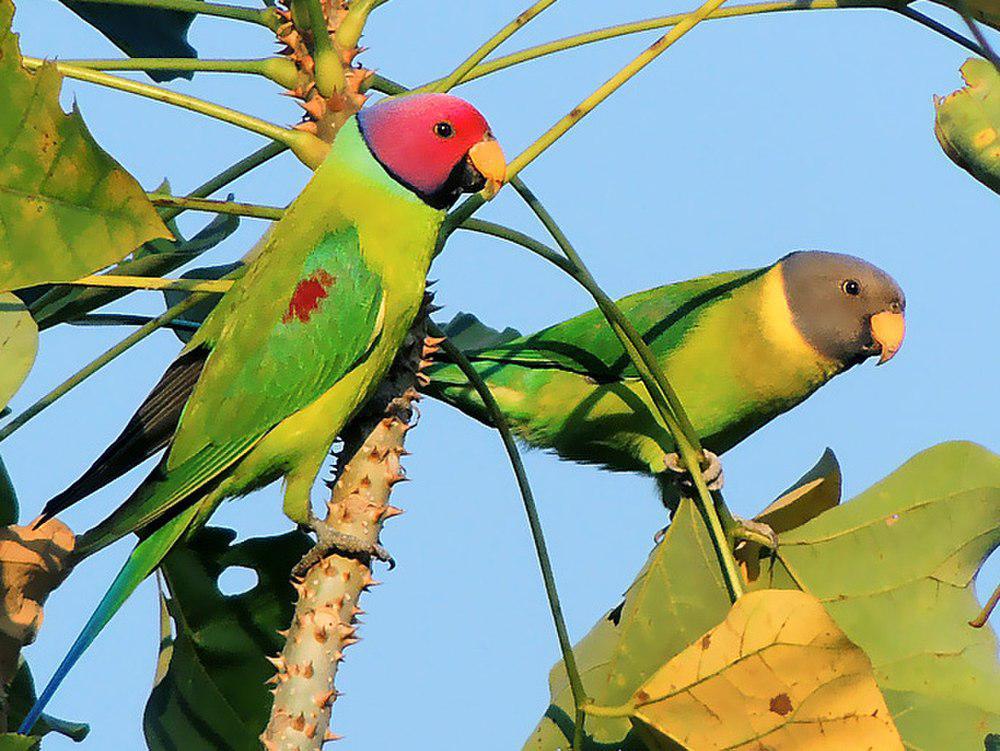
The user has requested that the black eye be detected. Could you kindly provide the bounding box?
[434,121,454,139]
[842,279,861,296]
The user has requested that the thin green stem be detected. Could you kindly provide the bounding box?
[431,0,891,88]
[0,294,206,444]
[509,177,744,601]
[300,0,346,96]
[582,700,636,718]
[420,0,987,91]
[162,142,289,220]
[431,327,588,742]
[147,194,285,221]
[508,0,729,177]
[897,5,989,57]
[67,275,234,294]
[37,57,300,88]
[956,1,1000,68]
[63,0,280,29]
[428,0,560,93]
[458,219,574,273]
[69,313,201,334]
[20,58,327,168]
[368,73,408,95]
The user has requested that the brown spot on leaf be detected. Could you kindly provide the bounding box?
[769,693,793,716]
[885,513,900,526]
[635,689,650,703]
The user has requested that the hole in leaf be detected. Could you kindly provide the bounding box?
[217,566,259,596]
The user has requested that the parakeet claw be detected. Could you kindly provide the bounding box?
[664,450,724,492]
[731,517,778,550]
[293,523,395,578]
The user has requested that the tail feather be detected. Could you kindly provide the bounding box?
[37,347,206,526]
[18,504,200,734]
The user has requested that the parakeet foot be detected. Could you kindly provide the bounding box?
[664,450,724,492]
[731,517,778,550]
[293,522,395,578]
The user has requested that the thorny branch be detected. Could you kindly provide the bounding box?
[261,294,440,750]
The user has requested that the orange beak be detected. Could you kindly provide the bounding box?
[468,136,506,199]
[870,310,905,365]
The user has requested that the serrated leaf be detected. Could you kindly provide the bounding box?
[935,58,1000,195]
[32,208,240,330]
[752,441,1000,750]
[57,1,201,82]
[0,292,36,412]
[6,659,88,742]
[162,261,243,342]
[437,311,521,352]
[0,0,170,291]
[144,527,310,751]
[523,500,731,750]
[630,589,904,750]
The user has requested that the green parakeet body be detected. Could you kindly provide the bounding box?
[22,93,506,731]
[427,251,905,481]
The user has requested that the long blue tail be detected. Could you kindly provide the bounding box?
[19,505,199,734]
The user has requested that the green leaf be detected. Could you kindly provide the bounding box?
[162,260,243,342]
[32,209,240,330]
[6,659,89,742]
[0,455,17,526]
[754,447,841,534]
[935,58,1000,196]
[144,527,311,751]
[57,1,200,82]
[752,441,1000,750]
[436,311,521,352]
[0,293,36,411]
[523,500,731,750]
[0,0,170,291]
[0,734,38,750]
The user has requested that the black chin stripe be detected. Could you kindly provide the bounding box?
[421,157,484,210]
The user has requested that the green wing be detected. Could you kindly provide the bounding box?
[171,223,383,465]
[462,267,765,379]
[79,225,384,553]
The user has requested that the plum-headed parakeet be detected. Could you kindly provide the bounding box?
[22,93,507,731]
[426,251,905,499]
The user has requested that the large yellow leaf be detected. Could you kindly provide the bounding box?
[630,589,904,751]
[0,0,170,291]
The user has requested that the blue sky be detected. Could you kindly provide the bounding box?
[9,1,999,748]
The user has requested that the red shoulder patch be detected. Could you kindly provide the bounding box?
[283,269,336,324]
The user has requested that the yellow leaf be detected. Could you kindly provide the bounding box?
[629,590,904,751]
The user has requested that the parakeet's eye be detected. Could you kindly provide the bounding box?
[842,279,861,296]
[434,121,455,139]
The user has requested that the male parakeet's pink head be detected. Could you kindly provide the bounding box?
[358,93,506,209]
